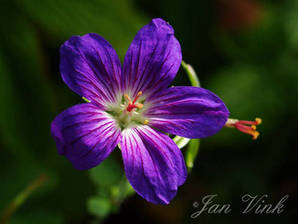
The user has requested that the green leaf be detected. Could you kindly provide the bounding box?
[87,196,112,219]
[88,154,135,217]
[110,177,135,207]
[89,155,122,188]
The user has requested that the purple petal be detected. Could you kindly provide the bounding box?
[60,33,122,108]
[145,86,229,138]
[120,126,187,204]
[122,18,182,98]
[51,104,121,170]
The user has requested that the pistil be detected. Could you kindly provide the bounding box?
[124,91,144,112]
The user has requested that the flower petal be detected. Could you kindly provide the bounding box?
[122,18,182,98]
[51,104,121,170]
[146,86,229,138]
[60,33,122,108]
[120,126,187,204]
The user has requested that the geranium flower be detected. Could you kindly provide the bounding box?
[51,18,229,204]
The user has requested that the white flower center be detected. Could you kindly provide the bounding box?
[105,92,149,130]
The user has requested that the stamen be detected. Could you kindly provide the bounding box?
[224,117,262,140]
[144,119,149,125]
[82,97,91,103]
[135,103,143,109]
[124,94,132,104]
[255,118,262,125]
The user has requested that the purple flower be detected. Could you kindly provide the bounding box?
[51,18,229,204]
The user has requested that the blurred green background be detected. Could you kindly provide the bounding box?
[0,0,297,223]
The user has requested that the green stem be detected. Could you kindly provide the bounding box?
[181,61,201,87]
[0,174,48,224]
[181,61,201,172]
[186,139,200,172]
[113,176,134,207]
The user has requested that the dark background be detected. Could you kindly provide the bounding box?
[0,0,297,223]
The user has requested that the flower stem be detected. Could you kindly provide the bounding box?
[181,61,201,87]
[181,61,201,172]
